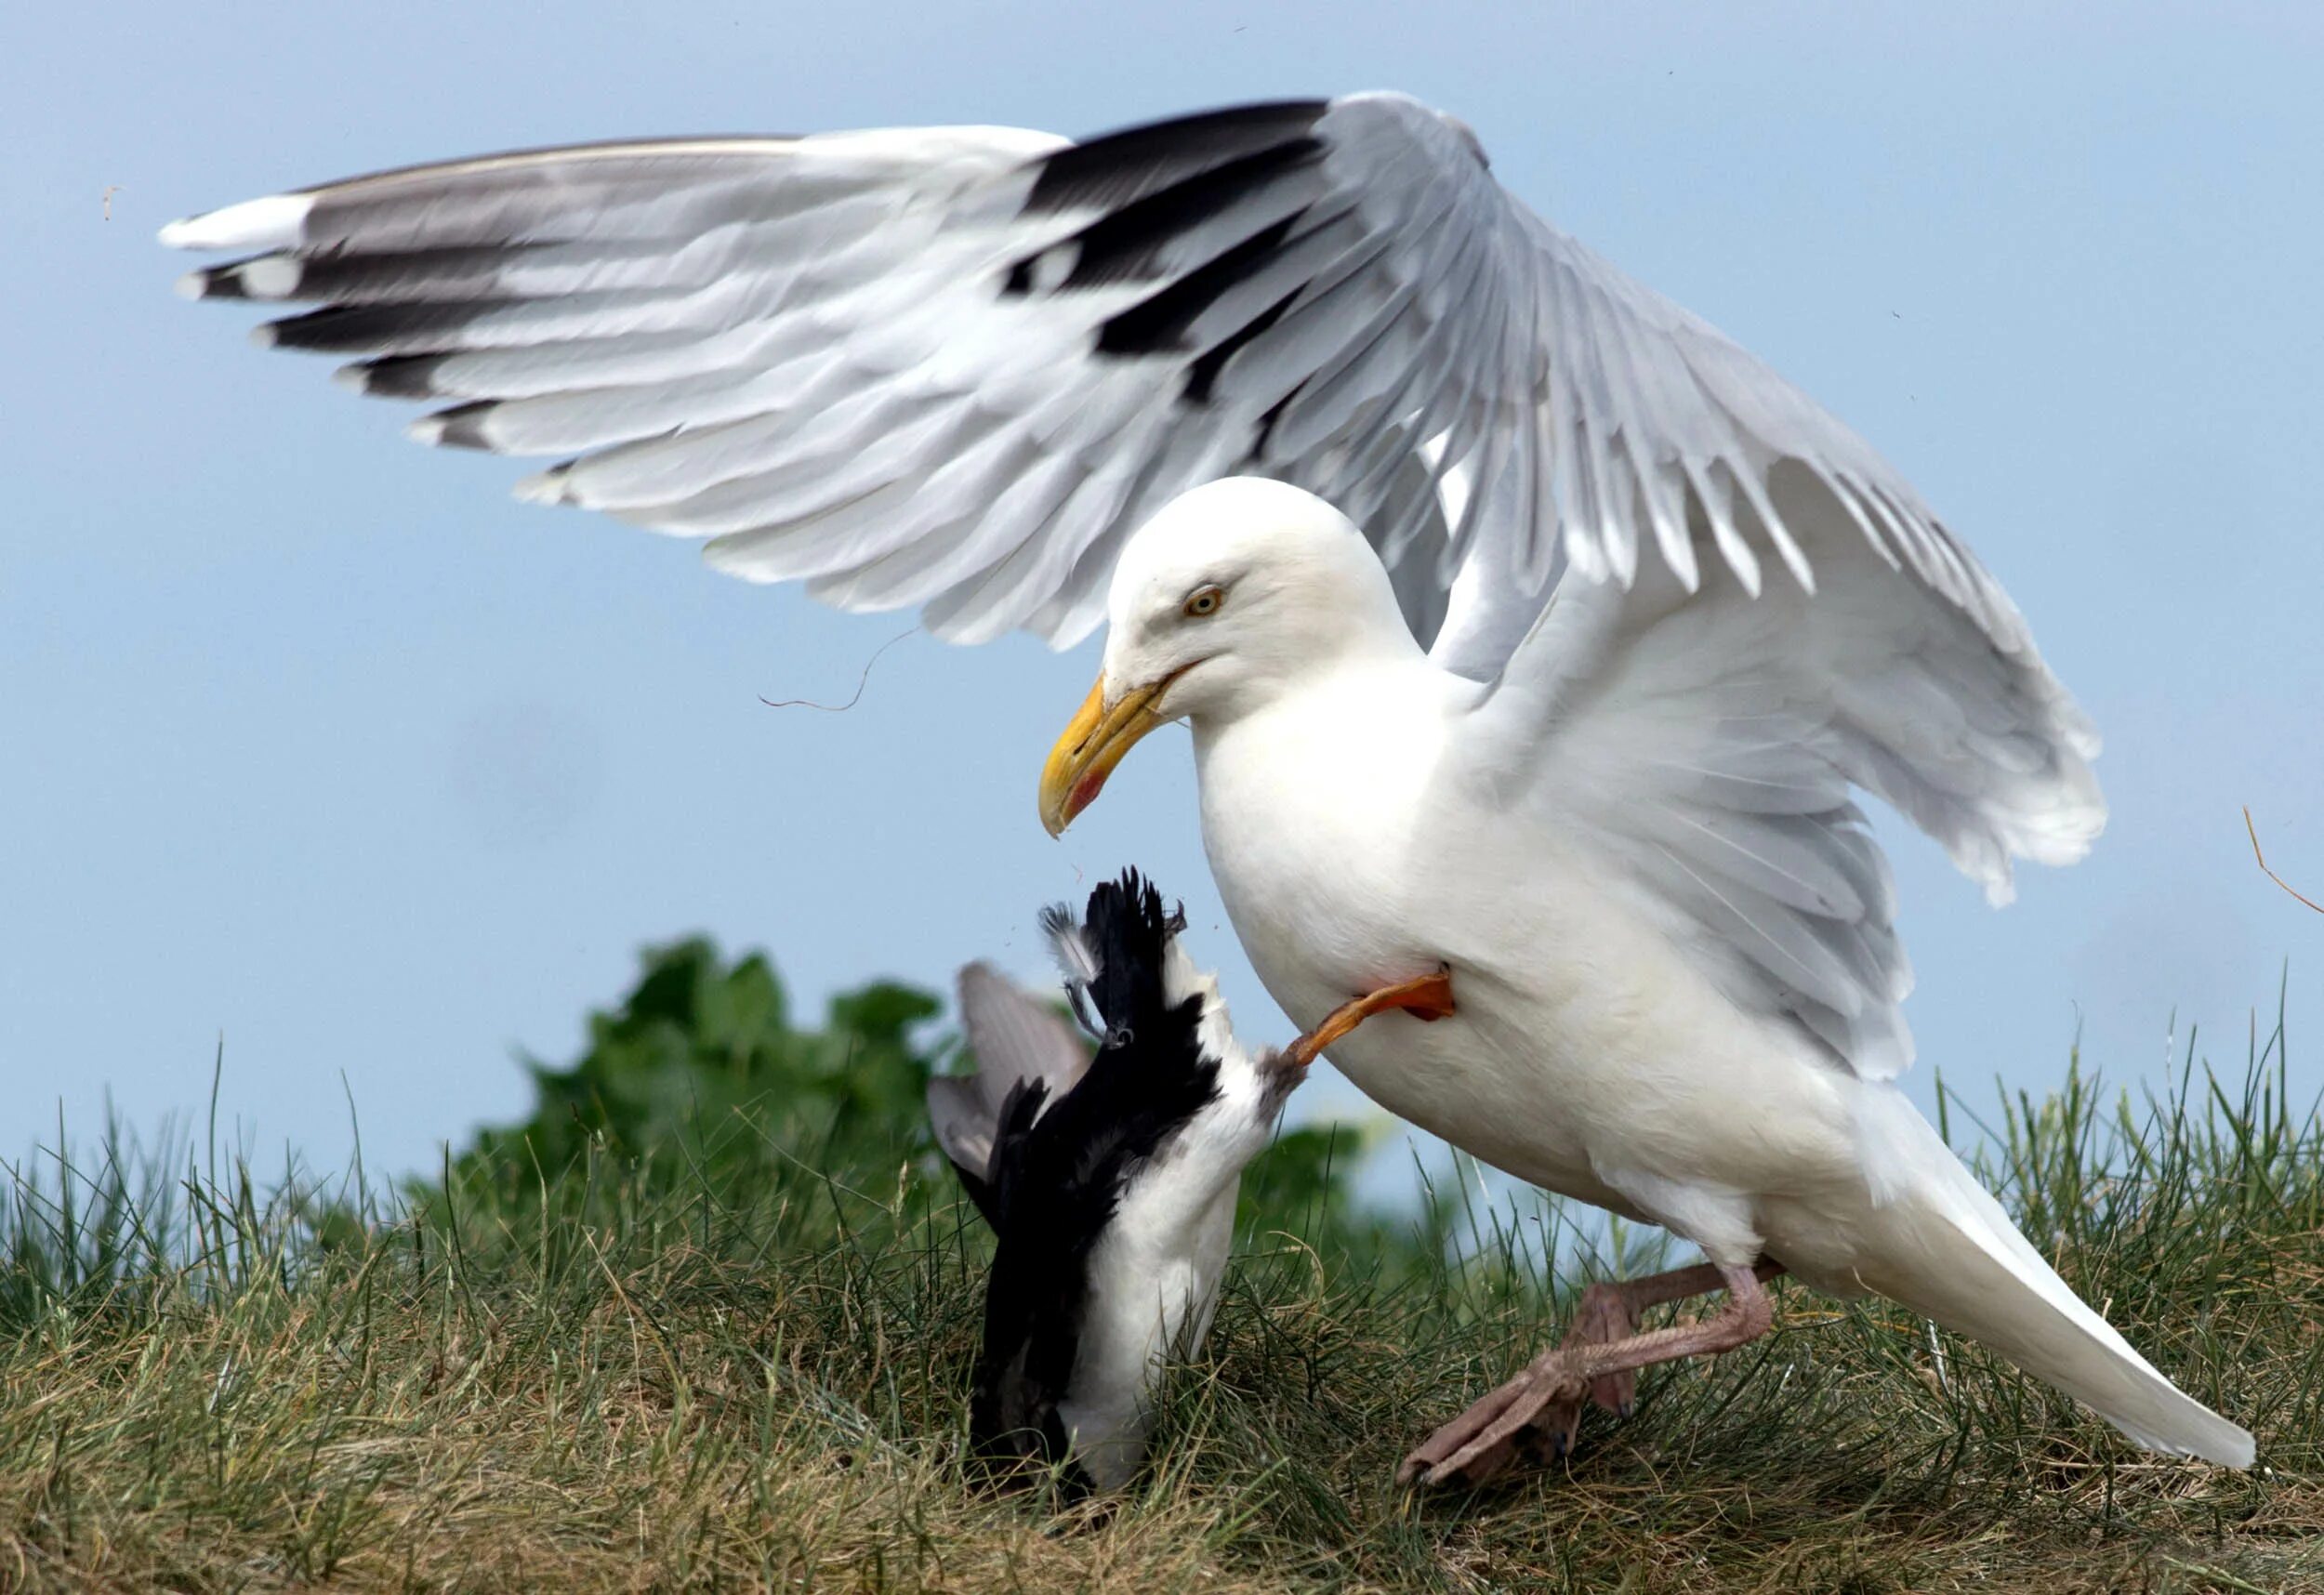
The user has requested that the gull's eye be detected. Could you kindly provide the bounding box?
[1182,584,1227,619]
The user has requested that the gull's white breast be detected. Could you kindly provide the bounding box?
[1191,661,1868,1267]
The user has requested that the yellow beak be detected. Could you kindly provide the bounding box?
[1038,670,1177,837]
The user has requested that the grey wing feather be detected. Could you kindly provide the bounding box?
[930,960,1091,1180]
[162,106,1461,649]
[1469,466,2101,1082]
[164,93,2017,673]
[165,94,2031,671]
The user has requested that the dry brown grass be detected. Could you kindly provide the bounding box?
[4,1032,2319,1592]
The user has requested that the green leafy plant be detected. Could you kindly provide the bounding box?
[427,938,1410,1266]
[440,937,947,1209]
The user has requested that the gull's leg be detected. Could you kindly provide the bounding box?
[1279,969,1456,1069]
[1568,1258,1789,1418]
[1515,1258,1790,1466]
[1398,1260,1782,1488]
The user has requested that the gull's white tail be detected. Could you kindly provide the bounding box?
[1851,1094,2253,1467]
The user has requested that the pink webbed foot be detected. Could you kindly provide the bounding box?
[1398,1259,1781,1489]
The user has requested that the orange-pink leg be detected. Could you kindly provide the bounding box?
[1399,1259,1785,1487]
[1280,968,1455,1069]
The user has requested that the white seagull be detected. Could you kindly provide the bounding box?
[162,93,2252,1477]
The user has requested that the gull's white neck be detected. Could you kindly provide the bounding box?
[1187,645,1472,1023]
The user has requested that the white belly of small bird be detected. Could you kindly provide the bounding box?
[1063,1180,1237,1489]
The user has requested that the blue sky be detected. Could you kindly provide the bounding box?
[4,2,2318,1184]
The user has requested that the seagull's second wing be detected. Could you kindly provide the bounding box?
[1462,462,2103,1082]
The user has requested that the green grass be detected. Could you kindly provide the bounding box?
[4,1010,2320,1593]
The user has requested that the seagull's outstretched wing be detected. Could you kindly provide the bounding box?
[1463,462,2102,1081]
[165,94,1985,672]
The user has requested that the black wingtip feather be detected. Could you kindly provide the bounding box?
[343,353,451,399]
[426,401,497,450]
[261,300,497,356]
[1026,99,1330,214]
[1063,139,1325,295]
[187,263,252,301]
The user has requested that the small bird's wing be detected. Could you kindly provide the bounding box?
[164,94,1965,667]
[930,961,1091,1218]
[1463,461,2103,1081]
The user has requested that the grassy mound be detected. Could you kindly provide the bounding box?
[3,956,2316,1592]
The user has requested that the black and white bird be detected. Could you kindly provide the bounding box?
[929,871,1446,1490]
[165,93,2252,1477]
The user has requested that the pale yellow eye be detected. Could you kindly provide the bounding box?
[1182,585,1227,618]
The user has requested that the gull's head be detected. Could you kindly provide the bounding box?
[1038,477,1404,836]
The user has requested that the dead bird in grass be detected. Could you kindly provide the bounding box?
[928,869,1450,1491]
